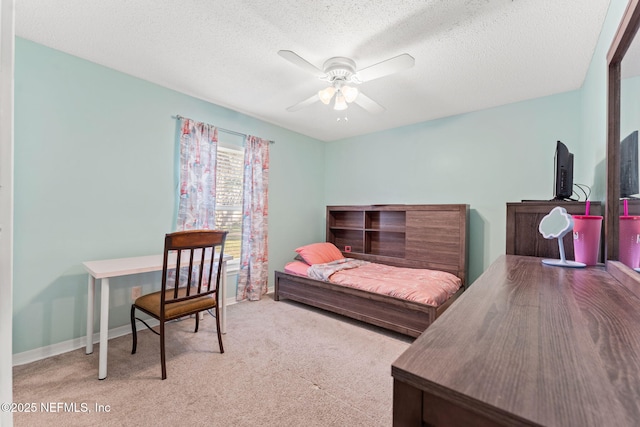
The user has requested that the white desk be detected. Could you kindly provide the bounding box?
[83,253,231,380]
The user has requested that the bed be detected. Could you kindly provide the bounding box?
[274,204,469,337]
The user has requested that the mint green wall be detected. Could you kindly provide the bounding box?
[581,0,628,203]
[324,92,582,282]
[13,38,326,354]
[621,76,640,139]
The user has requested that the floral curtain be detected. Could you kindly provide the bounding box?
[237,135,270,301]
[174,118,219,288]
[176,118,219,231]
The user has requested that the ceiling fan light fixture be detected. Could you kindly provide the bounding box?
[342,85,358,103]
[318,86,336,105]
[280,50,413,114]
[334,92,348,110]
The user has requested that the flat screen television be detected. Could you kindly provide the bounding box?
[554,141,574,200]
[620,130,639,198]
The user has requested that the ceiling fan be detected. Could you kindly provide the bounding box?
[278,50,415,114]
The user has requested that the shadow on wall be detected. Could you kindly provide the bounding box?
[16,269,162,356]
[468,209,487,285]
[592,158,606,202]
[15,272,88,356]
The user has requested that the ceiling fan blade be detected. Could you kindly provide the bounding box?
[278,50,326,78]
[286,93,320,112]
[353,92,385,114]
[356,53,415,82]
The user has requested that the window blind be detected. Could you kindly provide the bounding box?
[215,144,244,260]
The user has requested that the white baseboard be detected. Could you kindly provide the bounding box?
[12,297,238,367]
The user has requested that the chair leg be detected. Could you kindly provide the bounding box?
[194,311,200,333]
[160,321,167,380]
[130,305,138,355]
[215,305,224,354]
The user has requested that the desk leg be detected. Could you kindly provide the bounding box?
[86,275,95,354]
[98,278,110,380]
[220,262,227,334]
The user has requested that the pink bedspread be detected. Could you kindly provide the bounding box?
[328,262,461,307]
[287,258,462,307]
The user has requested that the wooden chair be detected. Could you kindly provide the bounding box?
[130,230,228,379]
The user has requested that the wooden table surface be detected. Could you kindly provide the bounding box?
[392,255,640,426]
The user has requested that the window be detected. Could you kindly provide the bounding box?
[215,141,244,261]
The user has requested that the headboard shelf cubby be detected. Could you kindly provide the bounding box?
[327,204,469,284]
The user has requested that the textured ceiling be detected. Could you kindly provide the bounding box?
[15,0,611,142]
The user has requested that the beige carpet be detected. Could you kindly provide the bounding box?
[13,295,412,426]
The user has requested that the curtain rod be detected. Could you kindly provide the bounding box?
[174,115,274,143]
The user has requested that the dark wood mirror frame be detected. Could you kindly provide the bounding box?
[607,0,640,284]
[607,0,640,259]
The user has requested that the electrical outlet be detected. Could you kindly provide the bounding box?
[131,286,142,300]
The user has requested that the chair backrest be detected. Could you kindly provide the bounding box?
[160,230,228,309]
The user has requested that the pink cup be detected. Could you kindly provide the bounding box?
[619,216,640,269]
[572,215,603,266]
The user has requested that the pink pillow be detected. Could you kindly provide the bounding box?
[284,261,310,277]
[295,242,344,265]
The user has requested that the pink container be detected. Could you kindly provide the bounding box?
[619,216,640,269]
[572,215,603,266]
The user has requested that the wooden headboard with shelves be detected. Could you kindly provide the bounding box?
[326,204,469,286]
[275,203,471,337]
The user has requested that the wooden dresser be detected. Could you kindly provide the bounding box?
[391,255,640,426]
[506,201,603,261]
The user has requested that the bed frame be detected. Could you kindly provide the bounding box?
[274,204,469,337]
